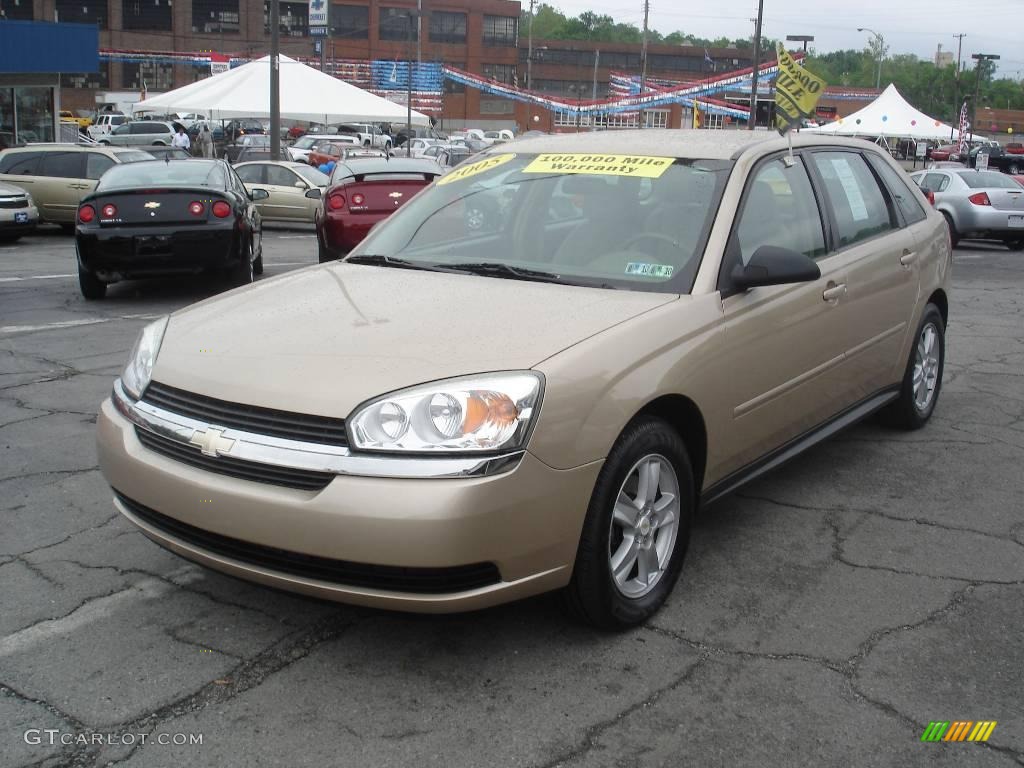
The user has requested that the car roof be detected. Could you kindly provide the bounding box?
[236,160,309,168]
[0,144,146,157]
[500,128,892,161]
[335,157,444,177]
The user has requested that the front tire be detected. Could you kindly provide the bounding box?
[880,304,945,430]
[563,417,694,629]
[1009,162,1020,175]
[78,266,107,299]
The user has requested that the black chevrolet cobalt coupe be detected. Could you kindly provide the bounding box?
[75,159,267,299]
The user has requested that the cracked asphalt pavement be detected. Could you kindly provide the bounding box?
[1,227,1022,767]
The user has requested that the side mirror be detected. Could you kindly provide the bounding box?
[294,180,306,188]
[305,187,322,199]
[731,246,820,291]
[250,188,270,201]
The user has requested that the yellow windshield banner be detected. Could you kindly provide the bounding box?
[435,153,516,186]
[774,44,828,134]
[522,154,674,178]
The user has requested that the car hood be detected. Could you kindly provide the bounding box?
[150,263,676,418]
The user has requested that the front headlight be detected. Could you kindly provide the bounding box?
[121,317,169,399]
[348,372,543,453]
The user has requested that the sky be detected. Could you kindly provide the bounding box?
[547,0,1024,77]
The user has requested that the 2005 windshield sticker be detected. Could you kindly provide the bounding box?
[435,154,517,186]
[523,154,675,178]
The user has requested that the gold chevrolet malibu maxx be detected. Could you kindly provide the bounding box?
[97,131,951,628]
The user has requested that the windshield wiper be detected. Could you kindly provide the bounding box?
[435,262,566,283]
[344,254,447,272]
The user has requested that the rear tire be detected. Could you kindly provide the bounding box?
[1009,162,1020,175]
[879,304,945,430]
[941,212,960,247]
[230,239,255,287]
[317,232,339,263]
[78,266,107,300]
[562,416,694,629]
[1006,239,1024,252]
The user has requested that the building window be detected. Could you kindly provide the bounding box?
[192,0,239,34]
[64,63,110,90]
[0,0,33,20]
[379,7,416,42]
[123,61,174,91]
[265,1,308,37]
[331,4,368,39]
[481,64,515,85]
[122,0,172,31]
[480,98,513,115]
[553,109,668,130]
[482,15,516,47]
[55,0,108,27]
[430,11,466,44]
[532,79,607,98]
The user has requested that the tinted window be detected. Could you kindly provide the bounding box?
[40,152,87,179]
[86,153,115,180]
[112,123,131,135]
[811,152,895,247]
[958,171,1021,189]
[735,157,826,264]
[129,123,150,134]
[293,165,329,186]
[114,150,157,164]
[235,164,264,184]
[97,160,225,190]
[0,151,43,175]
[867,154,926,225]
[266,165,298,186]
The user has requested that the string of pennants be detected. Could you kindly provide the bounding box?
[608,72,752,120]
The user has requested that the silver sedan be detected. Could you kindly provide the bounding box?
[910,168,1024,250]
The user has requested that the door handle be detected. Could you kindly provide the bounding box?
[900,249,917,266]
[822,283,847,302]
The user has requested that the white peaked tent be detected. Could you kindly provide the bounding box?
[132,55,430,126]
[803,84,959,141]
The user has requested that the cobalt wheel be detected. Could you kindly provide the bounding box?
[880,304,945,430]
[941,212,960,248]
[317,233,339,263]
[78,266,107,300]
[230,240,255,287]
[252,233,264,275]
[563,416,693,629]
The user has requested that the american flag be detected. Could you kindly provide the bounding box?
[957,100,969,156]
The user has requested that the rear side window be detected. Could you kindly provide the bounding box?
[920,173,949,192]
[40,152,87,179]
[811,152,895,248]
[86,153,115,180]
[0,151,42,175]
[867,155,926,225]
[734,157,827,264]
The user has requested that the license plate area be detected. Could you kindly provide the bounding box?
[1010,215,1024,228]
[134,234,173,256]
[14,212,28,224]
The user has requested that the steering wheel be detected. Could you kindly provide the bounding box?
[622,232,679,253]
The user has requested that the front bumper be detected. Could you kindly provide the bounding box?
[96,394,600,612]
[77,223,239,278]
[0,203,38,232]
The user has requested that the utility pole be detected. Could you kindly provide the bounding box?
[971,53,1001,142]
[591,49,600,131]
[748,0,764,130]
[270,0,280,161]
[417,0,422,68]
[639,0,649,128]
[526,0,535,89]
[952,33,966,140]
[407,11,419,156]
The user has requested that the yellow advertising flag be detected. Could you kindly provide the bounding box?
[774,43,827,134]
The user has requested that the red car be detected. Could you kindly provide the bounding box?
[315,157,444,261]
[307,139,360,169]
[929,144,963,162]
[1005,142,1024,155]
[1012,175,1024,188]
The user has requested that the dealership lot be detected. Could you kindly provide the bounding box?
[1,228,1022,767]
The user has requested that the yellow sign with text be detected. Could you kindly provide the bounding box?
[523,153,674,178]
[774,44,827,133]
[435,154,516,185]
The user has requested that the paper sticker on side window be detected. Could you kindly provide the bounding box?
[436,154,516,186]
[523,154,674,178]
[830,157,869,221]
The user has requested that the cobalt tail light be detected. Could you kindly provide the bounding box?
[188,201,205,216]
[101,203,118,218]
[926,190,935,206]
[78,204,96,224]
[351,193,365,206]
[968,192,992,206]
[211,201,232,218]
[328,193,346,211]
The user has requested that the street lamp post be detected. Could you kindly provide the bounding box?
[526,0,534,90]
[857,27,884,90]
[785,34,815,53]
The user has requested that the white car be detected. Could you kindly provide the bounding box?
[286,134,358,163]
[404,138,441,157]
[0,180,39,242]
[483,129,515,144]
[334,123,393,150]
[87,113,127,139]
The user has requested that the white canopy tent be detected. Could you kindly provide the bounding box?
[803,84,959,141]
[132,55,430,126]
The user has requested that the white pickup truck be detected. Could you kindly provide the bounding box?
[334,123,393,150]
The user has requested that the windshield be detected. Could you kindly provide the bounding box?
[958,171,1021,189]
[97,160,225,190]
[294,165,330,186]
[113,150,157,164]
[349,152,732,293]
[293,136,320,149]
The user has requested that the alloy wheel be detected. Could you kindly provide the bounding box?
[608,454,680,598]
[913,322,940,412]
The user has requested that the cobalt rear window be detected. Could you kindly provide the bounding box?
[97,160,225,190]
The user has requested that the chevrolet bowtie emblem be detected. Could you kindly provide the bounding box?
[388,191,403,198]
[189,427,235,457]
[144,201,161,209]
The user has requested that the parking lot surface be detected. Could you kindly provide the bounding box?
[2,227,1022,767]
